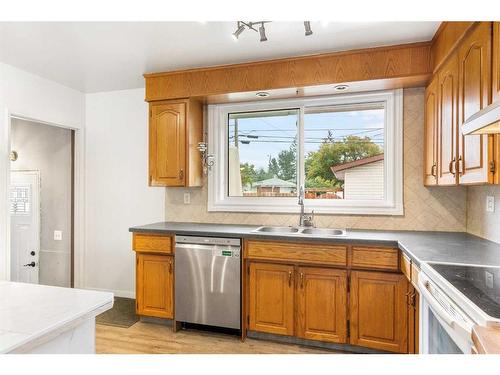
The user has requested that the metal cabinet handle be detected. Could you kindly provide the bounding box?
[458,156,463,176]
[449,157,456,176]
[431,163,437,177]
[300,272,304,288]
[288,271,292,287]
[169,259,173,274]
[179,169,184,180]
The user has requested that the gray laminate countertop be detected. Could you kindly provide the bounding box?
[129,221,500,267]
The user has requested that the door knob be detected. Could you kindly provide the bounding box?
[23,261,36,267]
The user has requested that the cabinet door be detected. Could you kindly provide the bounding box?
[424,77,439,186]
[458,22,492,184]
[350,271,408,353]
[149,101,186,186]
[437,53,459,185]
[249,262,294,336]
[407,284,420,354]
[136,254,173,318]
[296,267,347,343]
[493,22,500,103]
[492,22,500,184]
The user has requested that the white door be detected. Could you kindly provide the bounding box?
[10,171,40,283]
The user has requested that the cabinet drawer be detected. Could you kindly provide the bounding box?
[133,233,173,254]
[351,246,399,271]
[411,263,420,287]
[400,253,412,280]
[245,240,347,266]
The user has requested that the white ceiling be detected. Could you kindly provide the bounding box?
[0,22,440,93]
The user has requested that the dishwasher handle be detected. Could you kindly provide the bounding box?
[175,243,217,251]
[175,243,241,251]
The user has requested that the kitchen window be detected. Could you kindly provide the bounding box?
[208,89,403,214]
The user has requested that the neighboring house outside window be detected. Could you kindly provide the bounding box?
[331,154,384,200]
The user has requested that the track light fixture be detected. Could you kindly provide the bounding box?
[232,22,246,41]
[259,23,267,42]
[304,21,313,36]
[232,21,314,42]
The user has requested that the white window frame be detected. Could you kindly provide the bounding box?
[207,89,403,215]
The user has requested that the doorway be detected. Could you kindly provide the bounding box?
[9,118,74,287]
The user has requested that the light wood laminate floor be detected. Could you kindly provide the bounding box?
[96,322,336,354]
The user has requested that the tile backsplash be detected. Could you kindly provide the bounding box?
[467,185,500,243]
[165,88,467,232]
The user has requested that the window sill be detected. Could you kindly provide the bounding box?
[207,201,404,216]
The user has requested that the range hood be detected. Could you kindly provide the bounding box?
[462,100,500,135]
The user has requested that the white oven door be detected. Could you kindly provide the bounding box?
[419,274,474,354]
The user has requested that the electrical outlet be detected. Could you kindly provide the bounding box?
[54,230,62,241]
[183,192,191,204]
[486,196,495,212]
[485,271,494,289]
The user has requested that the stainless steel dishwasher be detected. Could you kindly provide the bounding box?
[175,235,241,329]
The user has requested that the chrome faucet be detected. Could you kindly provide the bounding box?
[298,186,314,227]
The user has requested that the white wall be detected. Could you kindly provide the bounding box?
[84,88,164,297]
[0,62,85,281]
[0,62,84,129]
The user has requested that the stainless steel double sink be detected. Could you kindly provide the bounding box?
[252,226,346,237]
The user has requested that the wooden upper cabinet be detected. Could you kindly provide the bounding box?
[350,271,408,353]
[149,99,203,187]
[424,77,439,186]
[136,253,174,319]
[437,53,460,185]
[457,22,492,184]
[493,22,500,103]
[494,22,500,184]
[248,262,295,336]
[296,267,347,344]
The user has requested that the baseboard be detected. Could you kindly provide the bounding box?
[83,286,135,299]
[247,331,390,354]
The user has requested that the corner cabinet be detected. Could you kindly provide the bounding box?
[425,22,499,186]
[149,99,203,187]
[133,233,174,319]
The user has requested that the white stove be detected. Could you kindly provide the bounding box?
[419,262,500,354]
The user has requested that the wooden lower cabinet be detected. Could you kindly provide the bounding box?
[407,284,420,353]
[350,271,408,353]
[248,262,295,336]
[296,267,348,343]
[136,253,174,319]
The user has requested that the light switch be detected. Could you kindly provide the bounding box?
[486,196,495,212]
[183,192,191,204]
[54,230,62,241]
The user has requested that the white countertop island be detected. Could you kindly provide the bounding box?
[0,281,113,354]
